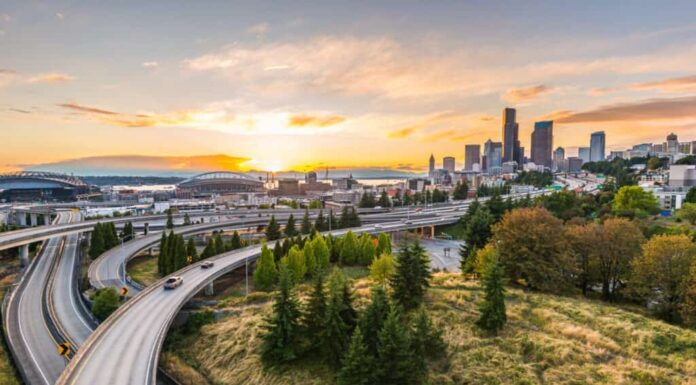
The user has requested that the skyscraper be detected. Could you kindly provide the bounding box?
[531,121,553,169]
[578,147,591,164]
[666,132,679,154]
[428,154,435,177]
[443,156,455,173]
[502,107,521,164]
[464,144,481,171]
[484,139,503,174]
[553,147,565,172]
[590,131,606,161]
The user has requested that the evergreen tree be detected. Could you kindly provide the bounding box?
[358,192,376,208]
[337,327,375,385]
[253,243,278,291]
[281,238,291,256]
[89,222,105,259]
[285,214,298,237]
[214,233,225,255]
[375,233,392,257]
[312,236,330,270]
[359,286,390,357]
[183,213,191,226]
[304,240,317,276]
[201,237,215,259]
[265,215,281,240]
[165,231,177,274]
[186,237,198,263]
[453,180,469,200]
[476,259,507,335]
[315,209,327,231]
[166,208,174,229]
[102,222,118,249]
[485,193,506,221]
[260,267,302,365]
[375,308,415,385]
[329,209,339,230]
[158,231,168,275]
[377,190,391,208]
[358,233,376,265]
[273,241,283,262]
[340,231,360,265]
[411,307,446,358]
[174,234,187,271]
[282,245,307,283]
[390,241,431,310]
[322,268,351,367]
[302,274,326,351]
[300,209,312,235]
[230,230,242,250]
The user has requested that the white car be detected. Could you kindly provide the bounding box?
[164,276,183,290]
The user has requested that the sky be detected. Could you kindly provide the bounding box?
[2,1,696,175]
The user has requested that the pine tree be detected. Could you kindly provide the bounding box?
[266,215,281,240]
[329,210,339,230]
[183,213,191,226]
[284,214,298,237]
[304,240,317,276]
[230,230,242,250]
[186,237,198,263]
[174,234,187,271]
[158,231,168,275]
[358,192,376,208]
[377,190,391,208]
[476,259,507,335]
[315,210,327,231]
[340,231,360,265]
[375,308,415,385]
[166,208,174,229]
[359,285,390,357]
[103,222,118,249]
[89,222,105,259]
[390,241,431,310]
[273,241,283,262]
[165,231,177,274]
[282,245,307,283]
[260,267,302,365]
[358,233,376,265]
[375,233,391,256]
[312,236,330,270]
[214,233,225,255]
[201,237,215,259]
[302,274,326,351]
[411,307,446,358]
[337,327,375,385]
[322,268,351,367]
[301,209,312,235]
[254,243,278,291]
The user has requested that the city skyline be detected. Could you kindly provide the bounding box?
[4,1,696,174]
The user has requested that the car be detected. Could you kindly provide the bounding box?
[403,220,413,225]
[164,276,183,289]
[201,261,214,269]
[374,224,383,229]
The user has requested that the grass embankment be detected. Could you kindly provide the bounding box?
[162,271,696,385]
[127,254,160,287]
[0,261,22,385]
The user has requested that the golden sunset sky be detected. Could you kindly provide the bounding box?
[2,1,696,174]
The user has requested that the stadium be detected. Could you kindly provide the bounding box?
[176,171,265,198]
[0,171,90,202]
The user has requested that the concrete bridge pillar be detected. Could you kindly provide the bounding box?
[204,282,214,296]
[19,244,29,268]
[44,213,52,225]
[16,212,27,227]
[30,213,38,227]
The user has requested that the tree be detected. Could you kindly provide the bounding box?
[253,243,278,291]
[681,261,696,326]
[473,243,498,276]
[359,286,390,357]
[214,233,225,255]
[300,209,312,235]
[89,222,105,259]
[315,210,327,231]
[492,207,571,293]
[265,215,281,240]
[229,231,242,250]
[312,235,330,270]
[322,268,352,367]
[686,187,696,204]
[647,156,663,170]
[375,309,416,385]
[340,207,361,228]
[281,245,307,283]
[358,233,376,265]
[303,274,327,351]
[186,237,198,263]
[612,186,660,215]
[304,240,317,276]
[183,213,191,226]
[375,233,391,256]
[103,222,118,250]
[631,234,696,322]
[476,258,507,335]
[337,327,374,385]
[377,191,391,208]
[597,217,644,301]
[564,223,601,296]
[166,208,174,229]
[158,231,168,275]
[463,206,494,255]
[369,253,395,287]
[273,241,283,262]
[340,231,360,265]
[359,192,376,208]
[285,214,298,237]
[174,234,187,271]
[485,193,506,221]
[452,180,469,200]
[677,202,696,225]
[91,287,120,321]
[260,267,302,365]
[390,241,431,310]
[411,307,445,358]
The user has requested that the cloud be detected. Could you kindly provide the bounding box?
[142,61,159,68]
[502,85,553,103]
[632,74,696,93]
[556,96,696,123]
[58,102,120,115]
[8,108,31,114]
[56,13,64,20]
[247,22,269,35]
[387,126,417,139]
[28,72,75,83]
[288,114,345,127]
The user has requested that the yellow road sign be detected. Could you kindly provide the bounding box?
[58,342,71,356]
[121,287,128,296]
[186,255,192,263]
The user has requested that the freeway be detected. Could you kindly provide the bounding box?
[3,212,73,385]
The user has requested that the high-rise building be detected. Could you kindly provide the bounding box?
[502,107,521,164]
[590,131,606,161]
[678,142,691,154]
[553,147,565,172]
[428,154,435,177]
[484,139,503,174]
[531,121,553,169]
[579,147,591,164]
[443,156,455,173]
[464,144,481,171]
[666,133,679,154]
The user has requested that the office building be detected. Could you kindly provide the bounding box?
[484,139,503,174]
[531,121,553,169]
[590,131,606,162]
[502,107,522,164]
[609,151,624,160]
[666,133,679,154]
[579,147,591,164]
[669,165,696,187]
[566,157,583,173]
[553,147,565,172]
[464,144,481,171]
[428,154,435,178]
[443,156,456,173]
[678,142,692,155]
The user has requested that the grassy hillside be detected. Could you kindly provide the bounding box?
[162,272,696,385]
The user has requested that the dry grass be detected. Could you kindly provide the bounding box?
[0,272,21,385]
[163,272,696,385]
[126,254,160,286]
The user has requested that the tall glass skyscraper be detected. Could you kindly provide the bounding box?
[590,131,606,162]
[502,107,521,164]
[531,121,553,168]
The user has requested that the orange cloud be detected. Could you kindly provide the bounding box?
[288,114,346,127]
[387,126,417,139]
[557,96,696,123]
[28,73,75,83]
[58,102,120,115]
[502,84,552,103]
[632,74,696,93]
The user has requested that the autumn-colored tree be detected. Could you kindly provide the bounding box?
[612,186,660,216]
[680,261,696,327]
[492,207,572,293]
[564,223,602,296]
[597,217,644,301]
[369,253,395,286]
[677,202,696,225]
[631,234,696,322]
